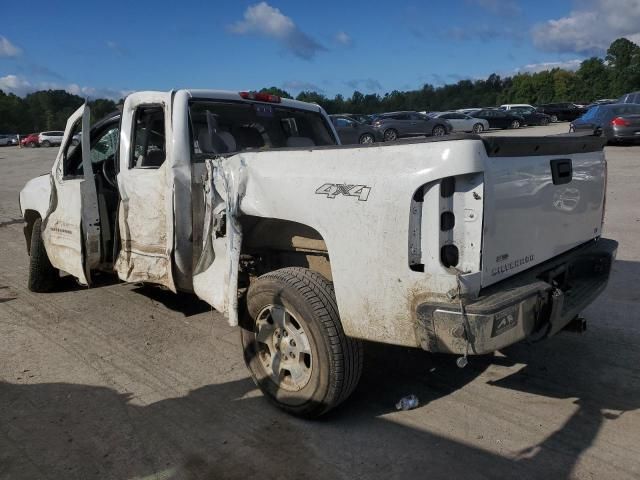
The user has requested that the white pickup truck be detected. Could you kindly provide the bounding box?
[19,89,617,417]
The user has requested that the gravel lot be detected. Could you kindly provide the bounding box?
[1,125,639,480]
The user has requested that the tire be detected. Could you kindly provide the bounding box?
[383,129,398,142]
[432,125,446,136]
[541,118,549,126]
[28,218,58,292]
[41,140,51,147]
[241,267,363,418]
[472,123,484,133]
[27,142,37,148]
[510,120,521,129]
[359,133,375,144]
[550,115,558,123]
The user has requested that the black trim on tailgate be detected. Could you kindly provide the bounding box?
[483,133,605,157]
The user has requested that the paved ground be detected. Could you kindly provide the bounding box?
[1,126,639,480]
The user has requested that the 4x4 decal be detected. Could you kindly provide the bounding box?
[315,183,371,201]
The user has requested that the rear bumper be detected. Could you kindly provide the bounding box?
[415,238,617,355]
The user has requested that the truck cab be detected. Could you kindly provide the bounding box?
[20,89,617,417]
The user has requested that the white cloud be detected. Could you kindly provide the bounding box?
[228,2,325,59]
[532,0,640,53]
[0,74,129,100]
[516,59,583,74]
[0,36,22,57]
[0,74,31,96]
[334,31,352,46]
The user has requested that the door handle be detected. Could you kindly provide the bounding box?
[550,159,573,185]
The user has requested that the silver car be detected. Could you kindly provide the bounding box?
[372,111,452,141]
[433,112,489,133]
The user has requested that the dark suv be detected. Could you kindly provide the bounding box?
[372,111,452,141]
[536,103,585,122]
[619,91,640,104]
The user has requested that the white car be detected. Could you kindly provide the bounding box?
[432,112,490,133]
[0,134,15,147]
[19,89,616,418]
[38,131,65,147]
[499,104,535,111]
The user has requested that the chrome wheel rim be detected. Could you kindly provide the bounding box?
[473,124,483,133]
[433,126,445,136]
[360,134,374,144]
[384,130,397,141]
[254,304,313,392]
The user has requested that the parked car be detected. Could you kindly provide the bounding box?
[432,112,489,133]
[0,134,15,146]
[343,114,374,125]
[509,106,552,126]
[372,111,452,141]
[21,133,40,148]
[570,103,640,143]
[19,88,616,418]
[457,108,482,115]
[38,131,64,147]
[330,115,382,144]
[618,91,640,104]
[469,109,525,129]
[536,103,585,122]
[499,104,535,111]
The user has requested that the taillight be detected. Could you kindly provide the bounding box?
[239,91,281,103]
[611,117,631,127]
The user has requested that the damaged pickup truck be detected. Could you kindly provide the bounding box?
[19,89,617,417]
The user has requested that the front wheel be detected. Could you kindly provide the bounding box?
[550,115,558,123]
[359,133,375,144]
[28,218,58,292]
[541,118,549,126]
[41,140,51,147]
[510,120,521,129]
[27,142,37,148]
[383,129,398,142]
[241,267,363,418]
[472,123,484,133]
[432,125,446,136]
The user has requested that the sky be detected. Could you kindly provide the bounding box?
[1,0,639,100]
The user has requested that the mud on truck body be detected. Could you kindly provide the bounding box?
[19,89,617,417]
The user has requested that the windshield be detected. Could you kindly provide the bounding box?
[189,100,337,161]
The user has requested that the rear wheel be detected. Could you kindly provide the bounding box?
[472,123,484,133]
[28,218,58,292]
[241,267,363,418]
[510,120,521,129]
[550,115,558,123]
[41,140,51,147]
[359,133,375,144]
[383,129,398,142]
[432,125,446,136]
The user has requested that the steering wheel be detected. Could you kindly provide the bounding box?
[102,154,118,188]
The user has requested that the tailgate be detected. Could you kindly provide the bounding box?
[481,136,606,287]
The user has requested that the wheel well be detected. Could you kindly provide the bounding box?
[23,210,41,255]
[239,217,332,282]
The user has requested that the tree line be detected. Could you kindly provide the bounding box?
[1,37,638,134]
[0,90,119,134]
